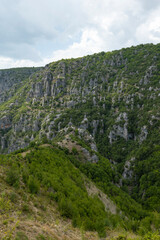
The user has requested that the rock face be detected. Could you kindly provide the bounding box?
[139,126,148,143]
[122,157,135,180]
[109,112,129,143]
[0,43,160,162]
[0,116,12,130]
[0,67,42,103]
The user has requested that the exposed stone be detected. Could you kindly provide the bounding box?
[32,120,40,132]
[90,143,98,152]
[0,44,159,154]
[92,120,99,137]
[1,136,7,150]
[81,148,99,163]
[122,157,135,179]
[139,126,148,143]
[0,116,12,130]
[79,115,88,130]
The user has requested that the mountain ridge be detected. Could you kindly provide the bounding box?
[0,43,159,152]
[0,43,160,239]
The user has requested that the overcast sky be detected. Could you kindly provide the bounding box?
[0,0,160,69]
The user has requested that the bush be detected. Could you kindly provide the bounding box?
[138,217,152,235]
[6,167,19,188]
[22,204,30,213]
[143,232,160,240]
[9,191,18,203]
[15,231,29,240]
[29,141,36,148]
[59,198,76,218]
[0,197,11,213]
[36,234,47,240]
[27,176,40,194]
[72,147,78,155]
[115,237,127,240]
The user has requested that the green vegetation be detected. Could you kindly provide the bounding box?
[0,147,111,237]
[0,43,160,238]
[1,144,160,238]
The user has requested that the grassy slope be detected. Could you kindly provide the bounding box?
[0,144,160,239]
[0,145,110,239]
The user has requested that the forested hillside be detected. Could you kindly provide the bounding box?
[0,43,160,239]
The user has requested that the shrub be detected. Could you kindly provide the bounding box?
[72,147,78,155]
[143,232,160,240]
[29,141,36,148]
[0,197,11,213]
[27,176,40,194]
[6,167,19,188]
[138,216,152,235]
[15,231,29,240]
[22,167,29,184]
[22,204,30,213]
[9,191,18,203]
[36,234,46,240]
[59,198,75,218]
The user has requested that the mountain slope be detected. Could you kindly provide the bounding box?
[0,146,100,240]
[0,144,141,239]
[0,43,160,238]
[0,43,159,154]
[0,144,159,240]
[0,67,42,104]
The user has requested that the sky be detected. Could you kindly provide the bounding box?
[0,0,160,69]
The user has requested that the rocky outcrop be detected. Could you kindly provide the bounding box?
[139,126,148,143]
[109,112,128,144]
[139,65,157,85]
[122,157,135,180]
[0,43,160,155]
[0,67,41,103]
[0,116,12,130]
[81,148,99,163]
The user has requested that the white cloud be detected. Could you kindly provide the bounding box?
[136,7,160,43]
[0,57,44,69]
[0,0,160,69]
[51,28,104,61]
